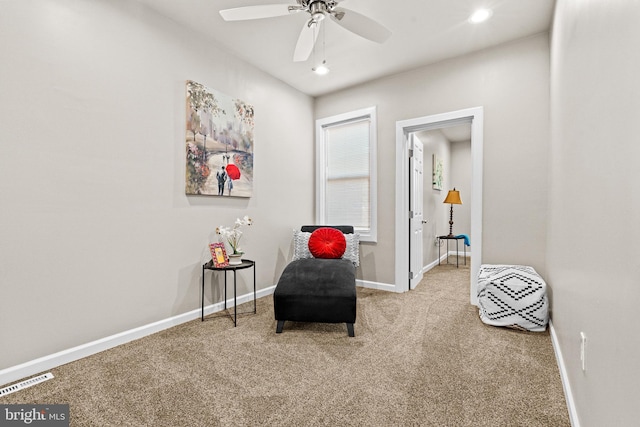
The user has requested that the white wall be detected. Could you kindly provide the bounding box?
[450,140,472,239]
[548,0,640,425]
[0,0,314,370]
[315,34,550,286]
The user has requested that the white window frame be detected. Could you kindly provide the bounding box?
[316,106,378,242]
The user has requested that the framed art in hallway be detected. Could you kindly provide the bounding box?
[432,154,443,190]
[185,80,254,197]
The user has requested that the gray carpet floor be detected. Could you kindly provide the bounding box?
[3,260,570,426]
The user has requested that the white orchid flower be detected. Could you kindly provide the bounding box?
[216,216,253,254]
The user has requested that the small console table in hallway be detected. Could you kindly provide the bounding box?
[437,236,466,268]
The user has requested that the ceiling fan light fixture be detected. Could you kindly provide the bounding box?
[468,8,493,24]
[312,60,330,75]
[219,0,391,62]
[309,1,327,24]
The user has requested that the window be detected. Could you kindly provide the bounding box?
[316,106,377,242]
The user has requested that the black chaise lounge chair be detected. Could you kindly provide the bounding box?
[273,225,357,337]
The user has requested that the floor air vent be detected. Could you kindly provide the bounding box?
[0,372,54,397]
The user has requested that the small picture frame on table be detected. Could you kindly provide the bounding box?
[209,242,229,268]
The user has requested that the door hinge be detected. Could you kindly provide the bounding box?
[409,210,414,219]
[410,271,415,280]
[408,148,414,157]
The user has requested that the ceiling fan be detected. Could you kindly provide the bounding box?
[219,0,392,62]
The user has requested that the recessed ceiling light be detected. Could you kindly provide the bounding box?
[468,9,493,24]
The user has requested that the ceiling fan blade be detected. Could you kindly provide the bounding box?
[329,7,391,43]
[293,20,320,62]
[219,4,298,21]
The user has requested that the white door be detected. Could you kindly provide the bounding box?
[409,136,424,290]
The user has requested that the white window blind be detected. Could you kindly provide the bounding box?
[316,107,377,242]
[325,120,370,228]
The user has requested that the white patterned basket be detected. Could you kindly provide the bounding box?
[477,264,549,332]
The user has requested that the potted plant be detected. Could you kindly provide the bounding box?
[216,215,252,265]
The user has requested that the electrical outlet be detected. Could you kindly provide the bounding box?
[580,332,587,372]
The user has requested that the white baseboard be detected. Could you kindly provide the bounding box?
[0,285,277,388]
[447,250,470,258]
[356,279,396,292]
[549,320,580,427]
[421,251,468,275]
[421,251,452,274]
[422,257,441,274]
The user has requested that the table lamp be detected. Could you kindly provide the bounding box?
[443,188,462,237]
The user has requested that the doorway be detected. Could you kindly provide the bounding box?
[394,107,483,305]
[414,123,471,280]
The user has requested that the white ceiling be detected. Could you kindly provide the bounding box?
[415,123,472,146]
[434,124,472,143]
[134,0,555,97]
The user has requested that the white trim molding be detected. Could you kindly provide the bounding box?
[549,320,581,427]
[395,106,483,304]
[0,285,277,388]
[356,279,396,292]
[316,106,378,242]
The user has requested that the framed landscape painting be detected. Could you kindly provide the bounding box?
[185,80,254,197]
[432,154,443,190]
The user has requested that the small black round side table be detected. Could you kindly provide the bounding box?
[437,236,466,268]
[201,259,256,326]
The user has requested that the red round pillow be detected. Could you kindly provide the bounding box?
[308,227,347,259]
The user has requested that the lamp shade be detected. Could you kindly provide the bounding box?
[443,188,462,205]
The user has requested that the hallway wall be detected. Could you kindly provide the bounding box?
[548,0,640,424]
